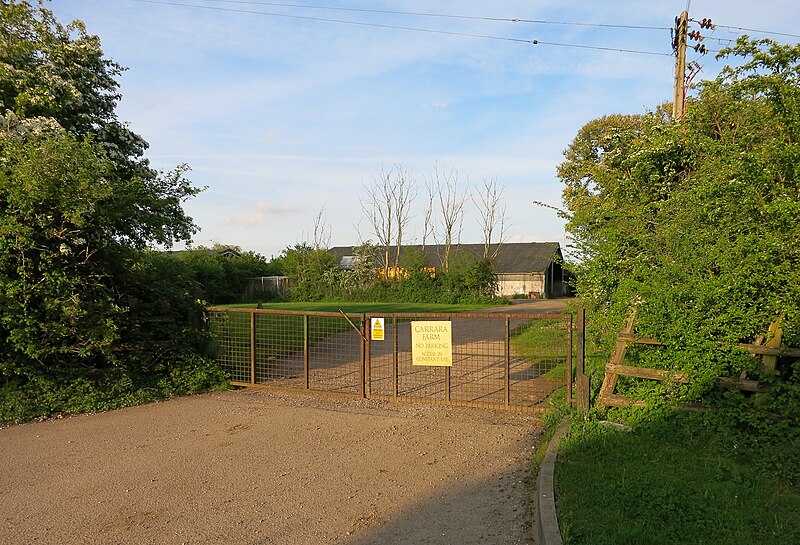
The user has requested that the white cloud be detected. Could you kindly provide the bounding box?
[225,203,297,226]
[422,101,450,111]
[50,0,800,259]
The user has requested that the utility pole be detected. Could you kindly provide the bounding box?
[672,10,689,120]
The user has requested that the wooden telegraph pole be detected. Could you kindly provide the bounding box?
[672,10,689,120]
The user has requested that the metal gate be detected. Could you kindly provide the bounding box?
[207,309,573,412]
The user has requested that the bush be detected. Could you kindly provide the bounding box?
[171,248,277,304]
[0,3,229,423]
[0,355,228,424]
[300,246,505,305]
[560,38,800,420]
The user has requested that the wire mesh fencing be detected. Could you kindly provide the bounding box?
[367,313,571,410]
[208,309,572,411]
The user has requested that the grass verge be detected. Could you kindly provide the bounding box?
[530,388,570,474]
[555,411,800,545]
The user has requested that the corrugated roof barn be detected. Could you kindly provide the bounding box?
[328,242,566,298]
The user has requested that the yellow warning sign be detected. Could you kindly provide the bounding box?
[411,321,452,367]
[371,317,385,341]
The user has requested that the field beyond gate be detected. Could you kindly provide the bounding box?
[208,308,572,411]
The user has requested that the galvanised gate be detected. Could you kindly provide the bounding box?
[207,309,573,412]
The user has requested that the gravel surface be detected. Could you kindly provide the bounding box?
[1,388,544,545]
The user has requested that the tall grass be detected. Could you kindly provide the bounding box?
[556,411,800,545]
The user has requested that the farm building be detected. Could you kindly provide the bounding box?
[328,242,567,299]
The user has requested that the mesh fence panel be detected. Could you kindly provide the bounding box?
[367,316,398,397]
[209,309,570,410]
[450,316,506,404]
[208,310,251,383]
[308,315,363,395]
[254,313,304,386]
[368,313,570,408]
[508,315,569,406]
[396,334,448,401]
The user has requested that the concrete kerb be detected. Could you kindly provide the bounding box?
[535,415,569,545]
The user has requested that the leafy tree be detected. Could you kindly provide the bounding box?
[1,1,198,241]
[280,243,338,301]
[325,241,381,298]
[394,246,436,300]
[443,251,498,299]
[0,127,121,371]
[170,248,276,303]
[350,242,380,292]
[173,250,228,303]
[226,250,280,280]
[0,0,152,177]
[559,37,800,415]
[0,2,216,418]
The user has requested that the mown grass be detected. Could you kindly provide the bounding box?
[215,301,494,313]
[555,411,800,545]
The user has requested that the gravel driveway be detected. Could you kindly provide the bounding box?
[1,389,543,545]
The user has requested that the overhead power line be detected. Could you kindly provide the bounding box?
[690,19,800,40]
[128,0,672,56]
[535,40,671,56]
[714,24,800,40]
[191,0,671,31]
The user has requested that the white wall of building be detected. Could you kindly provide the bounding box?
[496,273,546,298]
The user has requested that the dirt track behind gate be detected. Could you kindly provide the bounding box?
[0,389,543,545]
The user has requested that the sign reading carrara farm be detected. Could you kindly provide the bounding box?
[411,321,453,367]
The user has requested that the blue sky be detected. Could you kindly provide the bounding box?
[52,1,800,259]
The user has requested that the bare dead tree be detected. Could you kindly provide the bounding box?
[361,164,417,277]
[432,162,469,272]
[392,164,416,270]
[473,177,509,259]
[421,175,436,253]
[353,218,367,246]
[361,166,395,278]
[312,206,330,250]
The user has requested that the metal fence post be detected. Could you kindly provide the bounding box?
[505,317,511,406]
[365,314,371,398]
[303,314,309,390]
[392,314,398,401]
[445,316,451,403]
[249,310,256,385]
[577,308,585,376]
[360,314,367,399]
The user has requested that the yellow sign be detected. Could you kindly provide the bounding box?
[411,321,452,367]
[371,317,385,341]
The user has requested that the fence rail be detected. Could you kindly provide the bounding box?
[208,308,574,412]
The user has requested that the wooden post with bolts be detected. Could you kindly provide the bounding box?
[673,10,689,120]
